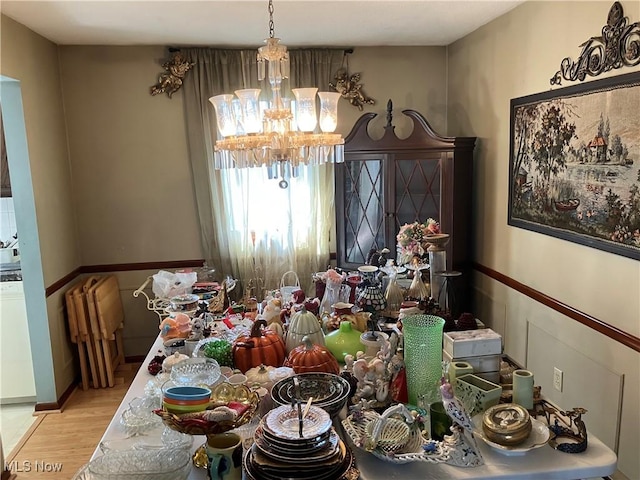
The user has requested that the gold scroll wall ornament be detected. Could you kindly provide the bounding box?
[550,1,640,85]
[150,50,195,98]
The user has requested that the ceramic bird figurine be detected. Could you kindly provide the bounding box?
[439,376,484,463]
[440,377,475,432]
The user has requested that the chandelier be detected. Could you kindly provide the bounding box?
[208,0,344,188]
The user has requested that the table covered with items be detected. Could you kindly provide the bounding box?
[74,265,617,480]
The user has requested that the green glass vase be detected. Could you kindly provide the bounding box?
[325,321,363,363]
[402,314,445,406]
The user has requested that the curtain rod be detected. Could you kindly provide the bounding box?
[168,47,354,54]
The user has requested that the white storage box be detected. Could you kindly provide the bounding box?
[443,328,502,358]
[443,350,501,373]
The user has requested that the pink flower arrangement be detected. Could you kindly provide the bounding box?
[396,218,440,264]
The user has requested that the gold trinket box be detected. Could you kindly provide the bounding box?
[482,403,532,446]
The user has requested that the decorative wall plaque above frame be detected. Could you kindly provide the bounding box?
[550,1,640,85]
[509,71,640,261]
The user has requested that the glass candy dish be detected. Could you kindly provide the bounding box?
[144,372,170,400]
[72,448,191,480]
[119,396,162,436]
[100,425,192,453]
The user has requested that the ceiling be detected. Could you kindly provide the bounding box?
[1,0,525,47]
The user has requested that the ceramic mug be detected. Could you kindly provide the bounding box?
[206,432,243,480]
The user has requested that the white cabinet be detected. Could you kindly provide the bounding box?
[0,281,36,402]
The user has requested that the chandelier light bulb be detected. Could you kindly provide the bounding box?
[318,91,341,133]
[209,94,238,137]
[292,88,318,132]
[234,89,263,134]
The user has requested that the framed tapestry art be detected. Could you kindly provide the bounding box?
[508,71,640,260]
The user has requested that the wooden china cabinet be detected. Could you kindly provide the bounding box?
[335,102,476,311]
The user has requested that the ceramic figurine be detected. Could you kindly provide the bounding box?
[262,297,285,339]
[190,317,204,340]
[440,376,483,464]
[350,334,396,406]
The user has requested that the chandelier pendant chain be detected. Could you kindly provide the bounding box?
[268,0,275,39]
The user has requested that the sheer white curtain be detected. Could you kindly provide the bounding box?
[182,47,342,295]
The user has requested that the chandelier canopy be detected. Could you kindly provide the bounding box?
[208,0,344,188]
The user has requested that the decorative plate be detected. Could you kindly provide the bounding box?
[472,415,551,456]
[263,404,332,440]
[254,432,340,464]
[270,373,350,417]
[357,265,379,273]
[243,440,359,480]
[254,425,339,461]
[260,423,331,449]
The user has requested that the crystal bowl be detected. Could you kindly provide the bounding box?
[169,357,221,387]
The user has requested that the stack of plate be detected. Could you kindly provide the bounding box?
[244,404,355,480]
[270,373,351,418]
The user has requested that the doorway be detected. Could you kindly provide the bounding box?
[0,76,55,455]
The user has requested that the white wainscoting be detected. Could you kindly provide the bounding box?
[527,322,623,451]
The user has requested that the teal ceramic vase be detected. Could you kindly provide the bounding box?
[402,314,445,406]
[325,321,363,363]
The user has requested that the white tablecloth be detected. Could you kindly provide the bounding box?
[91,335,617,480]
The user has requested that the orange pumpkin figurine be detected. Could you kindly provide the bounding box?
[285,335,340,375]
[232,319,286,373]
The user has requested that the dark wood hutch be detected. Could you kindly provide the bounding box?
[335,101,476,312]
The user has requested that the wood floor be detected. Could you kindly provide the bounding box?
[6,364,139,479]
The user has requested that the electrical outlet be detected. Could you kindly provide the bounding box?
[553,367,563,392]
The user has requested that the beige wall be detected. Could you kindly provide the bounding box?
[58,46,203,266]
[338,46,448,138]
[0,16,80,288]
[447,1,639,477]
[57,45,447,268]
[1,15,78,400]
